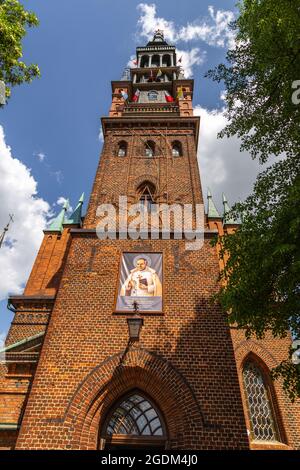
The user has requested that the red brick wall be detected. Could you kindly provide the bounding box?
[15,236,249,449]
[2,111,299,450]
[0,361,33,449]
[84,123,203,229]
[24,229,71,297]
[5,314,48,346]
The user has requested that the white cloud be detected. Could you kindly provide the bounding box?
[0,126,51,301]
[35,152,46,163]
[98,128,104,143]
[56,196,72,213]
[127,55,138,68]
[51,170,63,184]
[57,196,67,206]
[194,105,263,213]
[0,331,6,350]
[137,3,236,48]
[176,48,206,78]
[178,6,236,49]
[137,3,177,43]
[34,152,64,184]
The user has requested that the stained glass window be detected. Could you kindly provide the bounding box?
[243,361,279,441]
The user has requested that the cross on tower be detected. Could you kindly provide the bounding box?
[0,214,14,249]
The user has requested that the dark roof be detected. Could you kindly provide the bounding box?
[146,39,169,47]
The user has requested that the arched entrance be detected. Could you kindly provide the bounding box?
[100,390,168,449]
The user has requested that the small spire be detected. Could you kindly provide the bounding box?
[147,30,168,46]
[64,193,84,226]
[46,199,69,233]
[222,193,239,225]
[207,188,221,219]
[153,29,164,41]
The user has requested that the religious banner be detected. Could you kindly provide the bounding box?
[116,253,163,313]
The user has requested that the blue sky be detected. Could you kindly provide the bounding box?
[0,0,263,339]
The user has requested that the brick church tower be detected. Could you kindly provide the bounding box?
[0,31,299,450]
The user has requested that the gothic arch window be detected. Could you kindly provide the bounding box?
[172,141,183,157]
[145,140,155,158]
[117,141,127,157]
[102,391,167,449]
[243,360,281,442]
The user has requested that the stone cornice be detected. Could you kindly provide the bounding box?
[8,295,56,309]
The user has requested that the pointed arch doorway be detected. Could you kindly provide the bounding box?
[100,390,168,450]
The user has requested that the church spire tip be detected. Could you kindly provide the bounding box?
[222,193,239,225]
[207,188,221,219]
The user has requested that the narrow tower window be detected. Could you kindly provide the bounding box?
[172,141,182,157]
[243,361,281,442]
[118,141,127,157]
[145,141,155,158]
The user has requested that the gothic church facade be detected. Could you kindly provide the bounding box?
[0,31,299,450]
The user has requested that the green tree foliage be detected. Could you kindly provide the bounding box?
[0,0,40,101]
[207,0,300,162]
[207,0,300,400]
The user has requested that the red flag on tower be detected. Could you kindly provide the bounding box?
[164,91,174,103]
[132,89,140,102]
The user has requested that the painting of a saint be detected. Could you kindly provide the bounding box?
[116,253,163,312]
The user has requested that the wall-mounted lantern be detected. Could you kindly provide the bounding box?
[127,301,143,342]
